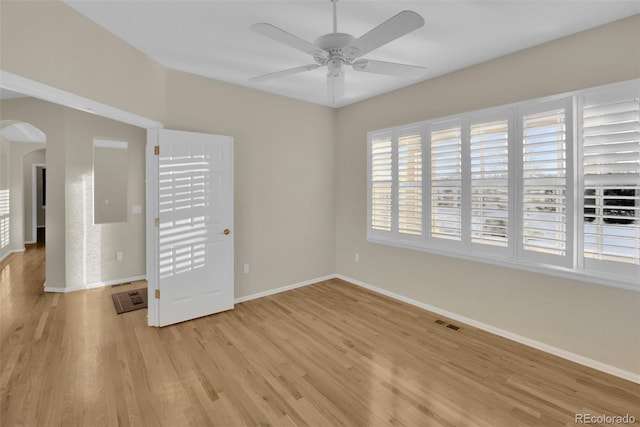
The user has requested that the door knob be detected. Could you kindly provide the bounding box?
[224,229,231,235]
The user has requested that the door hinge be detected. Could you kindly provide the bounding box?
[154,218,159,227]
[155,289,160,299]
[154,146,160,155]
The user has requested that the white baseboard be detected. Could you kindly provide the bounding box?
[0,248,25,263]
[24,240,36,245]
[44,275,147,293]
[335,274,640,385]
[234,274,336,304]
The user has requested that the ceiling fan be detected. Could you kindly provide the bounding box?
[249,0,426,102]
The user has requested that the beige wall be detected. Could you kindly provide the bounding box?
[166,70,337,298]
[23,149,46,242]
[7,141,45,253]
[0,98,146,289]
[93,143,129,224]
[1,99,65,285]
[1,101,67,285]
[335,15,640,374]
[64,107,146,288]
[0,0,166,123]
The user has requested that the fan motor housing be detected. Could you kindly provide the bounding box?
[314,33,355,52]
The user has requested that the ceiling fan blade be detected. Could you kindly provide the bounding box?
[347,11,424,57]
[327,72,345,103]
[251,23,323,56]
[249,64,320,83]
[352,59,426,78]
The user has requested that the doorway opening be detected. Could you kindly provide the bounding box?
[27,156,47,247]
[0,119,46,264]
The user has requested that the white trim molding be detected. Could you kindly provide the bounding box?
[335,274,640,385]
[0,70,163,130]
[234,274,336,304]
[44,275,147,293]
[0,248,25,263]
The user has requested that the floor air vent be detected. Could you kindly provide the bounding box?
[435,319,460,331]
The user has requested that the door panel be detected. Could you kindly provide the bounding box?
[156,129,233,327]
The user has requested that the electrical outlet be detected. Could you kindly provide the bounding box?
[354,253,360,262]
[116,252,123,261]
[243,263,250,273]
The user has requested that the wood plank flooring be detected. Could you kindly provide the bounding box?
[1,245,639,426]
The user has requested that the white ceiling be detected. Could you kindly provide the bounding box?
[64,1,640,108]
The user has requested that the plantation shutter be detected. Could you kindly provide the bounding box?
[519,99,573,266]
[370,132,393,233]
[398,128,423,236]
[582,87,640,275]
[430,120,462,244]
[470,117,510,251]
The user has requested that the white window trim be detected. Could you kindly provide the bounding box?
[366,79,640,292]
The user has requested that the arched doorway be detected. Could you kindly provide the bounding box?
[0,120,47,261]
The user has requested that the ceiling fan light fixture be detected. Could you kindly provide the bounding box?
[327,58,344,77]
[249,0,426,102]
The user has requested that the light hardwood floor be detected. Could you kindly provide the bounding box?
[1,245,639,426]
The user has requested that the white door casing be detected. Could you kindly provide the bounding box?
[147,129,234,327]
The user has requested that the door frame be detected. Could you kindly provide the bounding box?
[31,162,46,244]
[145,130,160,326]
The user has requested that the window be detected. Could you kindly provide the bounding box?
[470,115,510,251]
[398,128,423,236]
[368,128,423,242]
[430,121,462,243]
[581,88,640,276]
[367,79,639,290]
[369,131,393,233]
[518,99,573,267]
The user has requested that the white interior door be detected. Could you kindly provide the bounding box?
[152,129,234,327]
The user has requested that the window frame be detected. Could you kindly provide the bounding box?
[366,79,640,292]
